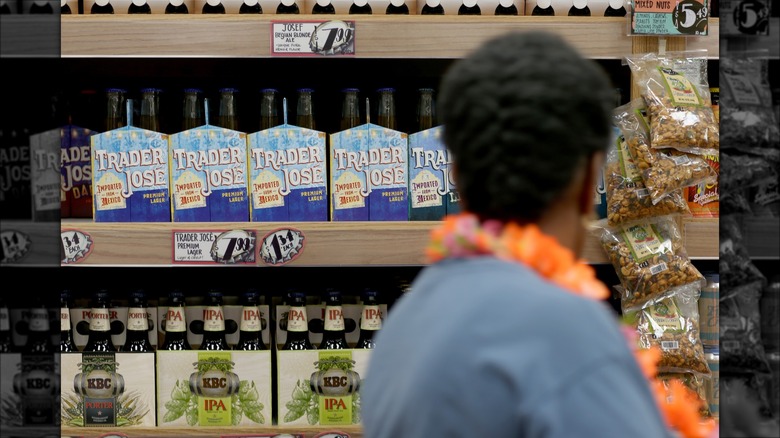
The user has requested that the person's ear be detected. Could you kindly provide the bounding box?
[578,151,605,219]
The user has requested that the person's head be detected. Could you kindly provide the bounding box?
[439,31,615,253]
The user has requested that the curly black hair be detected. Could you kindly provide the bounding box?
[439,31,616,223]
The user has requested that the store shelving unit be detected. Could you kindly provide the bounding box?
[55,13,721,437]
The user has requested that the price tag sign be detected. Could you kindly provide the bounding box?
[61,229,92,264]
[630,0,709,36]
[271,20,355,57]
[172,230,256,264]
[722,0,770,35]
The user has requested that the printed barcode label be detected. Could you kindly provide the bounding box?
[636,188,650,198]
[660,340,679,351]
[650,262,668,275]
[668,154,691,165]
[723,340,740,351]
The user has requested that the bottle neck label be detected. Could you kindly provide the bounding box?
[127,307,149,331]
[324,306,345,331]
[61,308,71,331]
[360,305,382,331]
[240,306,261,332]
[89,308,111,332]
[287,307,308,332]
[203,306,225,332]
[166,307,187,332]
[0,308,9,331]
[29,308,50,332]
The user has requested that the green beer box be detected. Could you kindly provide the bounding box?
[156,350,272,427]
[60,352,156,427]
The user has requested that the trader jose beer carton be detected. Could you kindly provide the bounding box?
[408,126,461,220]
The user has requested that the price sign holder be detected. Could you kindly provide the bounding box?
[271,20,356,57]
[628,0,710,36]
[172,229,257,265]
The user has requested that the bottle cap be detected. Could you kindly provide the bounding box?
[297,88,315,93]
[704,273,719,284]
[243,289,260,304]
[183,88,203,94]
[377,87,396,93]
[130,290,147,304]
[342,88,360,93]
[219,88,239,93]
[261,88,279,94]
[93,290,110,302]
[140,88,162,93]
[106,88,127,94]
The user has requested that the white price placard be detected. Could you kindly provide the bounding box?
[271,20,356,57]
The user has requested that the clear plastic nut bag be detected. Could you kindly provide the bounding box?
[720,281,772,375]
[719,216,766,292]
[625,50,719,155]
[604,132,690,227]
[613,99,716,205]
[599,216,704,311]
[657,372,711,417]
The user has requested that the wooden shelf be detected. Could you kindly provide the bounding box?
[60,217,718,266]
[62,424,363,437]
[723,17,780,59]
[0,220,60,266]
[62,15,639,58]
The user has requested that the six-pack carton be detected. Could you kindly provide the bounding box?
[61,125,98,218]
[408,126,459,220]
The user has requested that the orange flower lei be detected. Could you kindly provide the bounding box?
[426,212,717,438]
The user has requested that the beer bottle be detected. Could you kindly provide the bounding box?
[200,290,229,350]
[356,289,381,349]
[84,290,116,352]
[139,88,162,132]
[348,0,371,14]
[260,88,280,130]
[531,0,554,15]
[376,88,397,130]
[319,289,348,350]
[24,298,54,354]
[276,0,300,14]
[91,0,114,13]
[311,0,334,13]
[182,88,204,130]
[29,0,53,13]
[161,290,191,350]
[61,0,71,14]
[105,88,127,131]
[282,291,314,350]
[420,0,444,15]
[568,0,590,16]
[494,0,517,15]
[0,1,12,14]
[239,0,262,13]
[202,0,226,13]
[123,290,154,352]
[0,297,13,352]
[458,0,480,15]
[296,88,316,130]
[603,0,625,16]
[235,290,266,350]
[128,0,152,13]
[60,290,78,353]
[416,87,437,132]
[165,0,188,13]
[217,88,239,131]
[385,0,408,14]
[340,88,361,130]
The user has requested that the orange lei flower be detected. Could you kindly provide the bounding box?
[427,212,717,438]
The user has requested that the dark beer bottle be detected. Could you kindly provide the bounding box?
[376,88,397,130]
[83,290,116,352]
[603,0,625,16]
[356,289,381,349]
[311,0,335,13]
[91,0,114,14]
[416,87,437,132]
[420,0,444,15]
[385,0,409,14]
[161,290,191,350]
[61,0,71,13]
[29,0,53,13]
[217,88,239,131]
[128,0,152,13]
[24,298,54,354]
[60,290,78,353]
[239,0,262,13]
[494,0,517,15]
[340,88,361,130]
[105,88,127,131]
[349,0,371,14]
[568,0,590,16]
[200,290,229,350]
[139,88,162,132]
[235,290,266,350]
[531,0,554,15]
[165,0,188,13]
[0,297,13,352]
[123,290,154,352]
[182,88,204,130]
[458,0,480,15]
[202,0,226,13]
[296,88,316,130]
[282,292,314,350]
[319,289,348,350]
[260,88,280,130]
[276,0,300,14]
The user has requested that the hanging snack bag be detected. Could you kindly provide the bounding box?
[720,281,772,374]
[719,216,766,292]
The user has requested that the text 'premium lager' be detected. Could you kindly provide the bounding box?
[161,290,191,350]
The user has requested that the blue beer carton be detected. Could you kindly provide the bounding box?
[408,126,448,221]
